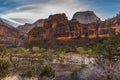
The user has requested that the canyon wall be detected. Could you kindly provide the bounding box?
[1,11,120,46]
[0,20,24,46]
[27,11,120,44]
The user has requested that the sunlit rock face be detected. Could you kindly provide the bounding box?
[0,20,24,46]
[28,13,71,43]
[27,13,99,44]
[28,11,120,44]
[1,11,120,46]
[72,11,101,24]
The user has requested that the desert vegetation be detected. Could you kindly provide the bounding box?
[0,33,120,80]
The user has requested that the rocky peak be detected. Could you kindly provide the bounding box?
[18,13,68,33]
[42,13,68,29]
[72,11,101,24]
[48,13,68,24]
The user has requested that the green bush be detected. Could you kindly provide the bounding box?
[76,47,92,54]
[0,59,10,79]
[40,65,55,78]
[19,68,34,78]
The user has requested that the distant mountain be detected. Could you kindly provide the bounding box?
[17,19,45,33]
[72,11,101,24]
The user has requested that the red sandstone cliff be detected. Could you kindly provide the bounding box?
[0,20,24,46]
[27,11,120,44]
[1,11,120,46]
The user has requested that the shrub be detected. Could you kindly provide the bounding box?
[36,64,55,79]
[19,68,34,78]
[39,65,55,78]
[0,59,10,79]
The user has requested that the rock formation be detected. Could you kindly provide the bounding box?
[28,13,70,43]
[28,11,120,44]
[1,11,120,46]
[72,11,101,24]
[0,19,24,46]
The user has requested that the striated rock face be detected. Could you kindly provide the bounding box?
[0,20,24,46]
[1,11,120,47]
[72,11,101,24]
[17,19,46,46]
[28,11,120,44]
[28,13,99,44]
[28,13,70,43]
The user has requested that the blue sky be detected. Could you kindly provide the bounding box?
[0,0,120,27]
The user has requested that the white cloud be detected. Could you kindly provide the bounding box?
[1,0,92,27]
[1,16,23,25]
[2,0,114,27]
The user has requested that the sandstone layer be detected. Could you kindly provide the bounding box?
[28,11,120,44]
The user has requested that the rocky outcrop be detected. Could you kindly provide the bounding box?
[72,11,101,24]
[1,11,120,46]
[28,13,98,44]
[28,11,120,44]
[0,20,24,46]
[28,13,70,43]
